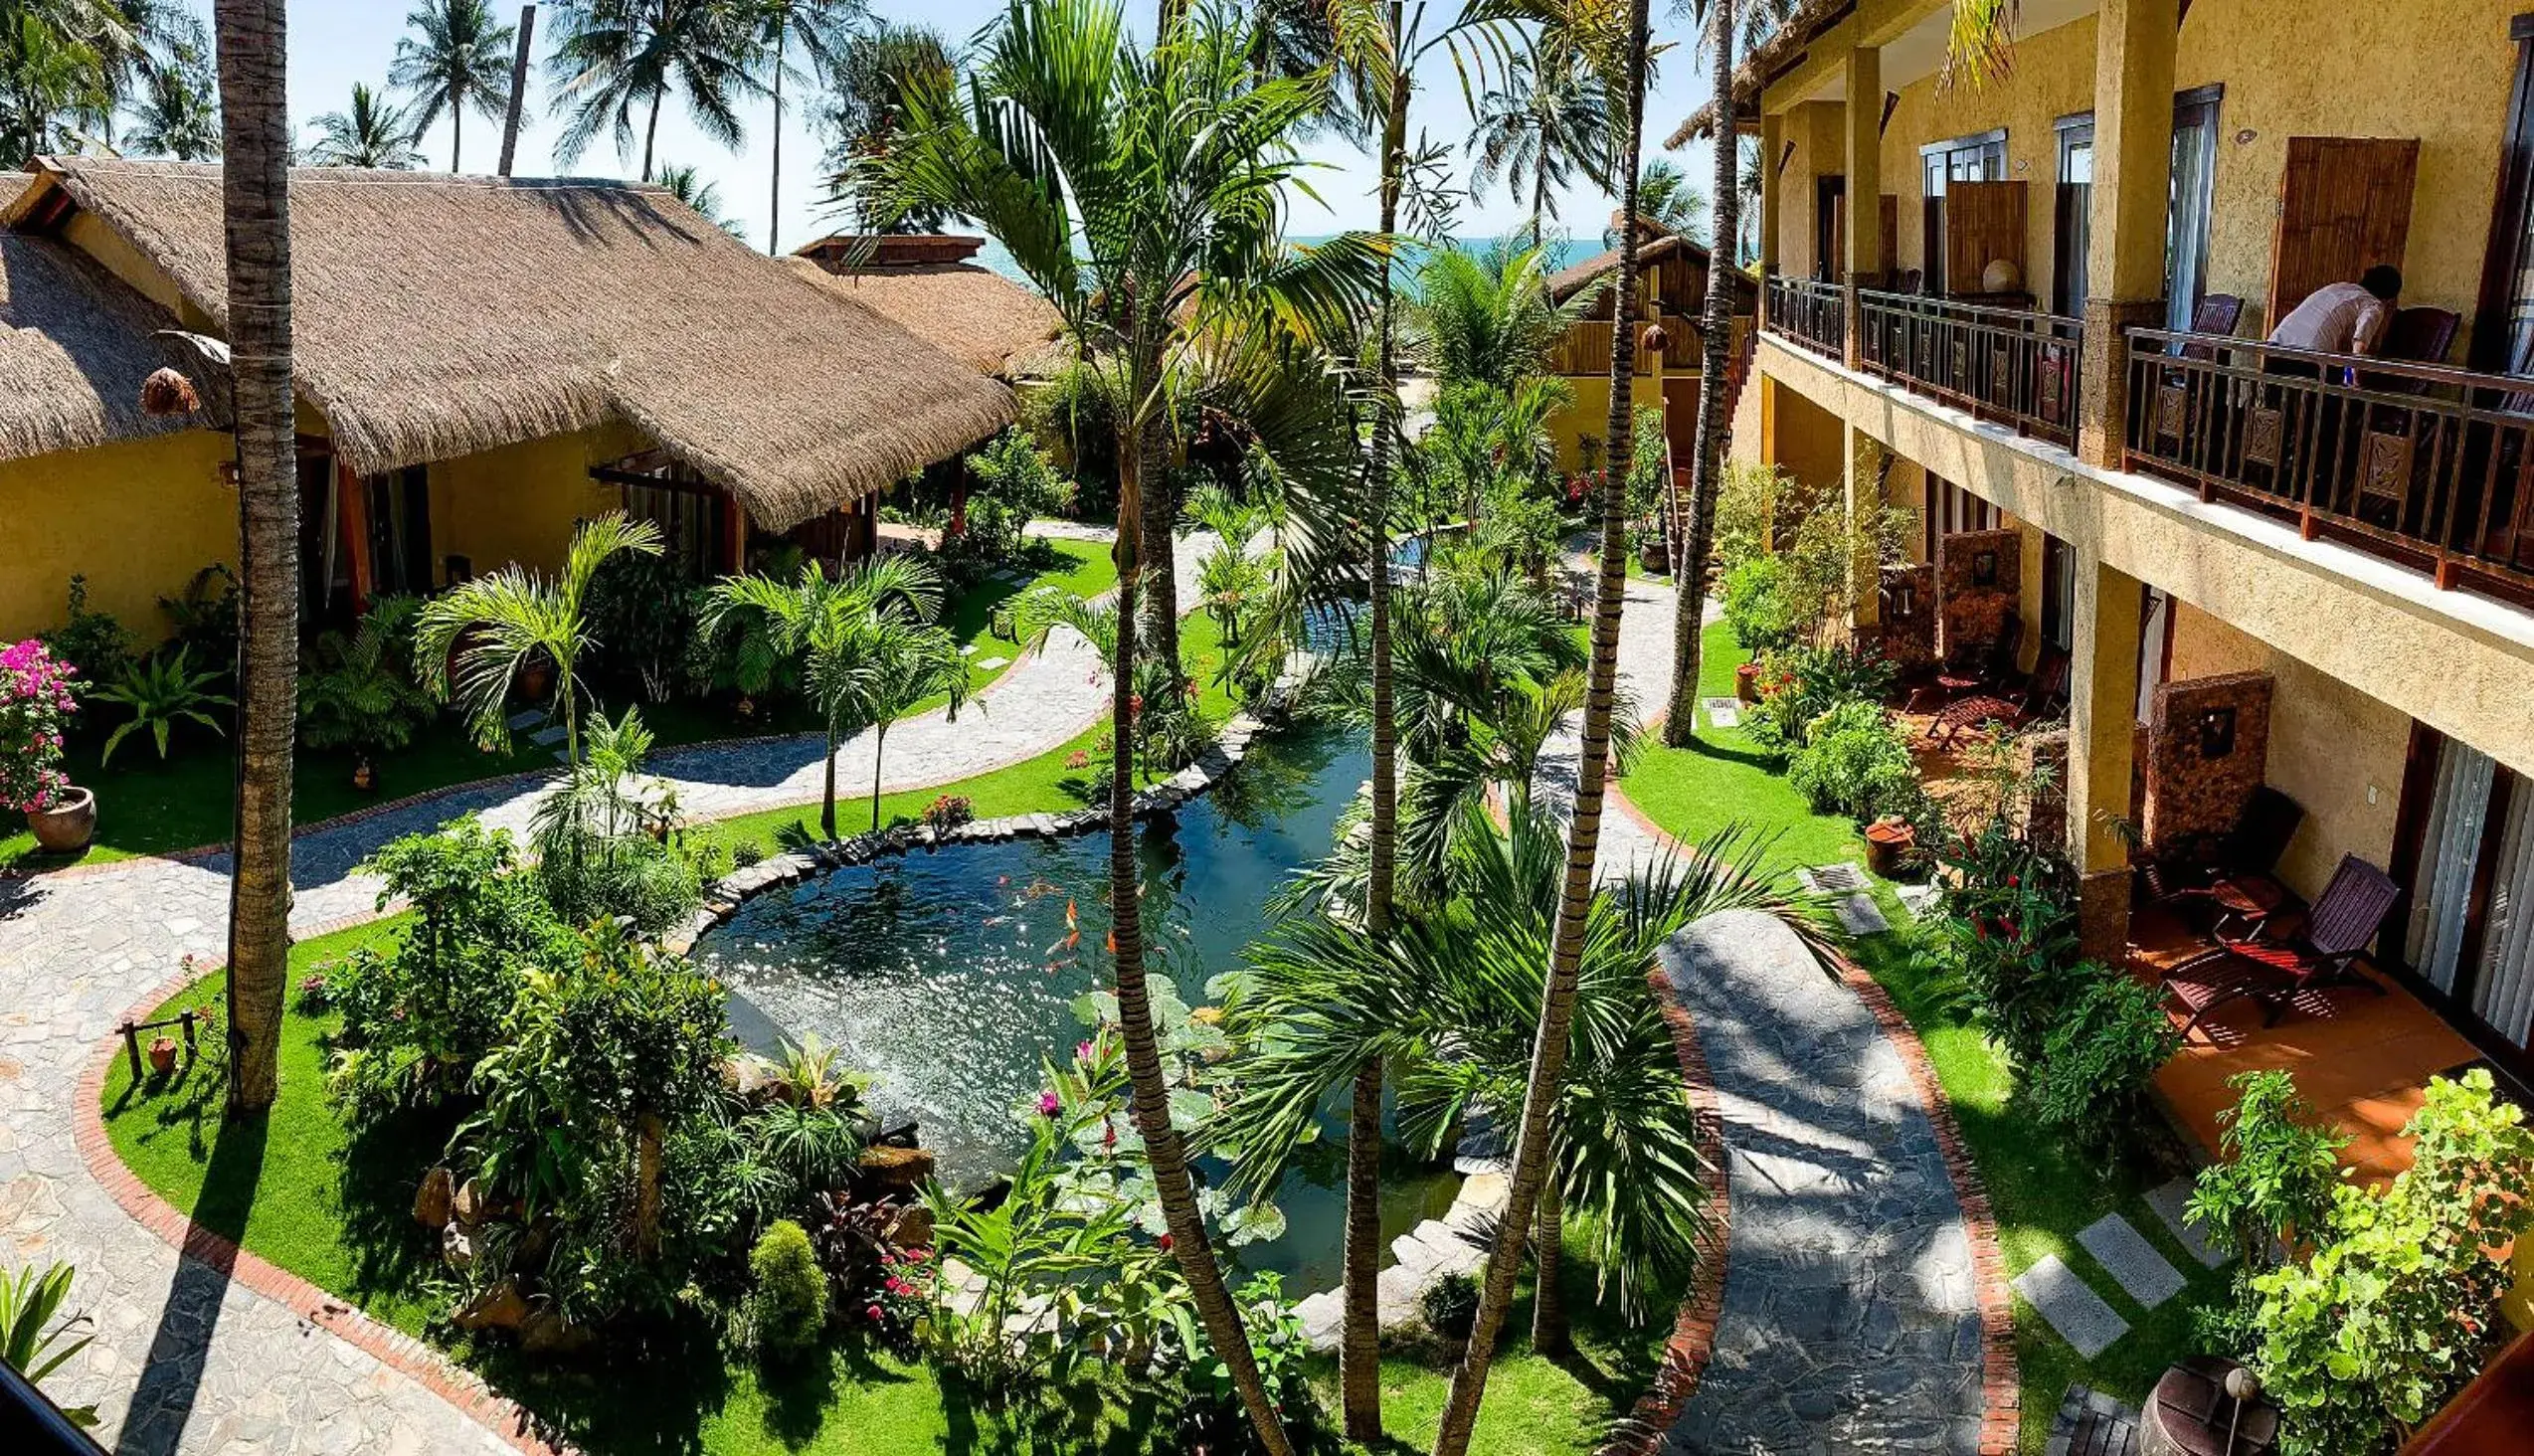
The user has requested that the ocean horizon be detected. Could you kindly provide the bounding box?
[969,230,1611,290]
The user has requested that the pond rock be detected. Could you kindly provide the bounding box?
[453,1278,528,1331]
[885,1204,935,1249]
[412,1167,453,1229]
[519,1303,596,1359]
[858,1144,937,1192]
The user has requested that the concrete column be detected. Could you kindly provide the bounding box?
[1759,108,1784,328]
[2068,552,2144,961]
[1844,424,1883,631]
[2076,0,2180,469]
[1842,46,1882,369]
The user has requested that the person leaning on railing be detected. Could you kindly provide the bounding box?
[2254,267,2404,502]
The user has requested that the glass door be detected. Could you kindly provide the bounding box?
[2408,739,2499,996]
[2164,89,2223,332]
[2055,115,2094,317]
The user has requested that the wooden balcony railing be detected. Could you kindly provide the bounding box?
[1544,311,1703,376]
[2121,328,2534,598]
[1858,290,2083,446]
[1765,275,1845,359]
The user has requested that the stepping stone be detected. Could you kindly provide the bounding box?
[1897,881,1945,921]
[2144,1178,2231,1269]
[960,643,979,655]
[2013,1254,2130,1360]
[1832,892,1891,935]
[505,708,546,731]
[975,656,1008,671]
[1701,696,1742,728]
[529,723,568,747]
[1801,862,1873,894]
[2078,1213,2186,1311]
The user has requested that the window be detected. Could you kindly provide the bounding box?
[1920,474,2000,561]
[2040,535,2076,652]
[2054,114,2095,316]
[364,465,433,597]
[2399,732,2534,1079]
[2164,87,2223,333]
[2474,15,2534,370]
[1920,128,2008,293]
[611,455,732,579]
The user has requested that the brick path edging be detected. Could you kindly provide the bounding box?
[1595,786,2023,1456]
[77,950,567,1456]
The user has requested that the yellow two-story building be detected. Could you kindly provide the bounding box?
[1693,0,2534,1175]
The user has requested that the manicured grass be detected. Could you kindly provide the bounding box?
[1618,623,2223,1454]
[5,540,1121,872]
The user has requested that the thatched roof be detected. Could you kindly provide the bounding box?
[784,256,1068,381]
[0,228,228,464]
[1666,0,1852,147]
[7,159,1017,530]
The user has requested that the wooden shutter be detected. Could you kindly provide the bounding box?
[2266,136,2419,327]
[1944,180,2028,294]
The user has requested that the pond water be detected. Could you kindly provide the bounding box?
[691,724,1460,1292]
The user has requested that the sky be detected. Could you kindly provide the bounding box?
[204,0,1722,257]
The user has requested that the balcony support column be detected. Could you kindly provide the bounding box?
[1842,45,1882,370]
[2076,0,2179,469]
[1759,108,1784,331]
[2068,553,2144,962]
[1845,424,1884,636]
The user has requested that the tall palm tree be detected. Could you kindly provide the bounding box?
[814,20,955,232]
[705,556,938,838]
[305,81,425,166]
[1432,0,1653,1443]
[210,0,295,1114]
[877,4,1380,1449]
[416,512,664,768]
[548,0,760,183]
[1662,0,1737,745]
[846,615,969,831]
[390,0,515,171]
[1467,39,1615,249]
[1631,156,1707,240]
[123,47,216,156]
[749,0,861,255]
[655,160,746,233]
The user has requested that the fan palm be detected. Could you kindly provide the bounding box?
[547,0,760,183]
[748,0,862,254]
[415,511,664,767]
[705,555,944,839]
[306,81,424,166]
[873,3,1382,1447]
[815,20,956,232]
[390,0,515,171]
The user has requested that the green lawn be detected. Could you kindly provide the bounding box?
[5,539,1121,873]
[1618,622,2224,1453]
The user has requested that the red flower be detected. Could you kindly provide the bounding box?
[1157,1233,1175,1253]
[1973,918,1989,942]
[2006,874,2020,889]
[866,1305,884,1323]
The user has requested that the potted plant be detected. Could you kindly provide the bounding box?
[147,1032,179,1074]
[1734,659,1764,702]
[1866,816,1917,877]
[2,638,92,853]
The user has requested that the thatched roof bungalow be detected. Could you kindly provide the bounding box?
[0,159,1021,639]
[788,235,1069,381]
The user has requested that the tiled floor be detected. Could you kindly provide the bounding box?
[2132,907,2480,1186]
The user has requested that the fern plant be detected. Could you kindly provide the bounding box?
[299,596,436,757]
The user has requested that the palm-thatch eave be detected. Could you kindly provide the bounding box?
[1666,0,1854,147]
[0,227,231,465]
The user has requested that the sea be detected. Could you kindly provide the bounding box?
[969,231,1607,292]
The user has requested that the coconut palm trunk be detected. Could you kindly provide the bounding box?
[214,0,298,1115]
[822,723,840,838]
[452,107,462,171]
[1344,28,1413,1443]
[767,15,786,254]
[1110,406,1294,1456]
[641,90,661,180]
[1532,1176,1567,1353]
[1664,0,1738,745]
[1431,0,1651,1446]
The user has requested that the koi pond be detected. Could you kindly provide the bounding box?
[690,724,1461,1291]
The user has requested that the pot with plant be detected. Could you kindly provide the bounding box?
[147,1032,179,1074]
[299,598,434,791]
[2,638,92,852]
[1866,816,1917,877]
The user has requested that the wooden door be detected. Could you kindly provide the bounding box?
[2265,136,2419,328]
[1879,194,1900,280]
[1944,180,2028,294]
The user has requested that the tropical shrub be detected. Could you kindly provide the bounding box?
[2025,971,2182,1168]
[530,709,705,934]
[1744,643,1898,756]
[1720,555,1802,656]
[583,551,699,703]
[298,596,436,757]
[37,575,131,709]
[2186,1071,2352,1357]
[748,1220,828,1362]
[1931,822,2084,1069]
[1713,459,1788,575]
[962,428,1078,559]
[1419,1267,1480,1340]
[94,646,232,764]
[0,639,81,813]
[922,794,974,831]
[1168,1271,1318,1451]
[157,564,240,682]
[1786,699,1924,822]
[2244,1072,2534,1455]
[806,1191,930,1357]
[0,1260,97,1428]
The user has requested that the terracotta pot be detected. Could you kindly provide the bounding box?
[1865,818,1916,878]
[26,786,96,853]
[147,1035,178,1074]
[517,657,555,703]
[352,757,376,793]
[1733,661,1763,704]
[1638,539,1670,575]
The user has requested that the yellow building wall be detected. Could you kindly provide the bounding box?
[1877,14,2100,308]
[1775,102,1850,281]
[427,424,648,584]
[1768,377,1848,494]
[1546,373,1667,472]
[2176,0,2524,347]
[0,431,236,644]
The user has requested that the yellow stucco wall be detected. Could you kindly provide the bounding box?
[1547,373,1669,472]
[1776,102,1851,281]
[1767,376,1849,495]
[428,423,649,583]
[0,431,235,644]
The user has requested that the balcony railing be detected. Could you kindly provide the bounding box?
[1765,275,1845,360]
[1544,310,1704,377]
[1858,291,2083,447]
[2121,328,2534,598]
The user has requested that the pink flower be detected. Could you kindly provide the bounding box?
[1037,1091,1061,1117]
[1076,1040,1095,1062]
[865,1305,884,1323]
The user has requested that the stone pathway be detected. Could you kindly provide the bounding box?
[0,529,1217,1455]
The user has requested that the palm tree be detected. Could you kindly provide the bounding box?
[415,512,664,768]
[548,0,761,183]
[748,0,862,255]
[1661,0,1737,746]
[655,160,746,233]
[705,556,943,839]
[124,48,217,157]
[1432,0,1653,1443]
[390,0,515,171]
[876,4,1382,1448]
[0,10,113,156]
[846,616,969,831]
[814,20,956,232]
[1404,242,1592,392]
[1467,41,1615,250]
[1631,156,1707,241]
[305,81,424,167]
[210,0,295,1114]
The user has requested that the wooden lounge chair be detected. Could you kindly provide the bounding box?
[1927,647,2070,748]
[2138,785,2306,922]
[2160,854,2400,1040]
